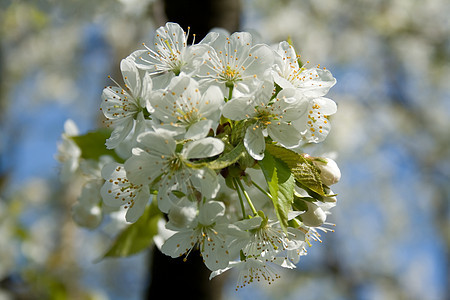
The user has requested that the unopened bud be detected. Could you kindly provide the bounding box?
[300,202,326,227]
[313,157,341,186]
[323,194,337,203]
[323,188,337,203]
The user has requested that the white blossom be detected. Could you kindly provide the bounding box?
[161,200,230,271]
[101,58,152,149]
[210,256,291,290]
[273,41,336,98]
[132,22,208,76]
[223,80,307,159]
[124,131,224,213]
[100,162,151,223]
[196,31,274,96]
[57,22,340,286]
[150,76,223,139]
[292,97,337,144]
[312,157,341,186]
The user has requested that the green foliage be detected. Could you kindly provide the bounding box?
[71,129,122,162]
[292,159,325,197]
[292,195,309,211]
[266,144,325,196]
[265,144,299,168]
[102,199,161,258]
[259,151,294,233]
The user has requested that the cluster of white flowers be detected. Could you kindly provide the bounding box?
[59,22,340,289]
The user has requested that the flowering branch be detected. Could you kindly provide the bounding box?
[57,22,341,289]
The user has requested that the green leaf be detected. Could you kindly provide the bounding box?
[292,195,309,211]
[102,199,161,258]
[291,156,325,196]
[265,144,301,169]
[71,129,122,162]
[266,144,325,196]
[259,151,294,233]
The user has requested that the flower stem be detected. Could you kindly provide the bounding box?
[227,85,233,101]
[236,179,257,215]
[233,178,247,219]
[251,180,272,199]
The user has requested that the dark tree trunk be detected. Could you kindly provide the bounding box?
[147,246,228,299]
[163,0,241,41]
[145,1,241,299]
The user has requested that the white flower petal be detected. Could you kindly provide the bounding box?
[268,122,302,148]
[124,150,163,185]
[300,202,327,227]
[127,49,147,69]
[167,198,198,230]
[189,168,220,199]
[156,22,186,54]
[136,131,176,156]
[120,58,141,97]
[198,31,220,45]
[105,119,134,149]
[272,71,294,89]
[101,172,127,206]
[209,264,233,280]
[200,168,220,198]
[198,201,225,225]
[233,216,262,231]
[140,72,153,109]
[244,44,274,77]
[182,137,224,159]
[296,68,337,98]
[198,85,224,118]
[125,186,150,223]
[222,96,255,120]
[202,236,229,271]
[63,119,79,136]
[185,119,213,140]
[161,230,195,258]
[157,175,186,213]
[314,97,337,114]
[244,126,265,160]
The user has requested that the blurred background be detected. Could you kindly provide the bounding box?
[0,0,449,299]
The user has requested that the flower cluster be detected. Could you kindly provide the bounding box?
[59,22,340,289]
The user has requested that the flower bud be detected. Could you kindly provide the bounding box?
[323,188,337,203]
[313,157,341,186]
[323,194,337,203]
[300,202,326,227]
